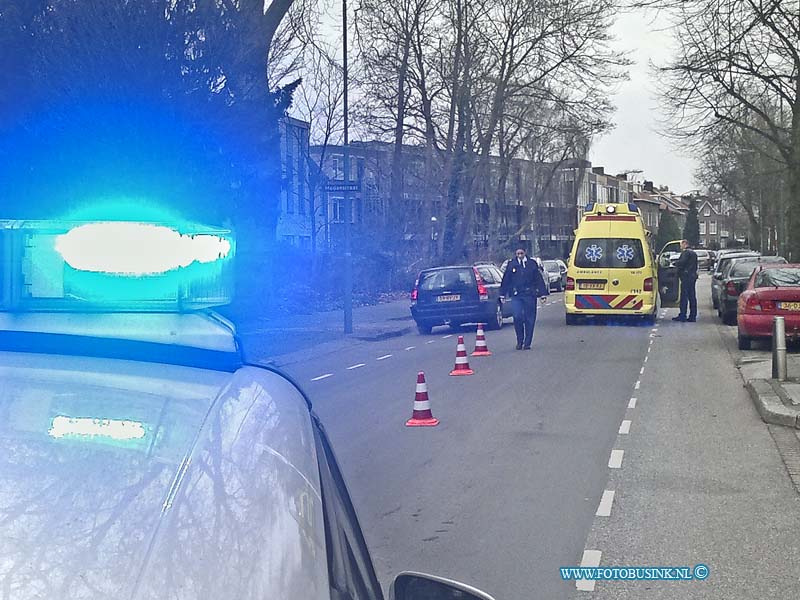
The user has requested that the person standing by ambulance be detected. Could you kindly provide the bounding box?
[500,247,549,349]
[672,239,699,322]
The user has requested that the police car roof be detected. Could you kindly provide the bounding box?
[0,311,242,371]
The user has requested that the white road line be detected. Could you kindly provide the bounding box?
[651,328,657,332]
[634,380,641,390]
[442,334,453,339]
[640,367,645,375]
[576,550,602,592]
[311,374,333,381]
[405,346,416,351]
[647,346,651,353]
[347,363,366,370]
[619,420,632,435]
[377,354,393,361]
[629,397,637,408]
[644,355,649,362]
[426,340,436,344]
[608,449,624,469]
[596,490,616,517]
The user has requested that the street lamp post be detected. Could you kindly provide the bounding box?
[342,0,353,334]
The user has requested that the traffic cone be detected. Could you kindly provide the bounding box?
[406,371,439,427]
[472,323,492,356]
[449,335,474,375]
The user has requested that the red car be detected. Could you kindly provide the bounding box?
[737,264,800,349]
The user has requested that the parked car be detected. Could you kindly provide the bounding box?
[717,256,787,324]
[711,250,760,309]
[737,264,800,350]
[410,264,511,333]
[542,259,567,291]
[694,249,714,270]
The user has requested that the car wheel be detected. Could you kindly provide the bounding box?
[486,302,504,330]
[566,313,579,325]
[416,322,432,335]
[737,330,752,350]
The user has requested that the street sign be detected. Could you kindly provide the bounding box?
[325,182,361,193]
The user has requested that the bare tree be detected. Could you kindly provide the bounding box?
[650,0,800,257]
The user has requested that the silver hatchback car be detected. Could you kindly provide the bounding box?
[0,220,495,600]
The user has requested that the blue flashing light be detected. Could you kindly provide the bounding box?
[55,222,231,275]
[0,219,235,312]
[628,203,639,213]
[585,202,595,212]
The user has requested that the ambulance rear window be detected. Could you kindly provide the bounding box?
[575,238,646,269]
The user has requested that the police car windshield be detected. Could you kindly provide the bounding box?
[575,238,645,269]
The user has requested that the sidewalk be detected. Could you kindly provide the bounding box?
[231,298,414,365]
[736,346,800,429]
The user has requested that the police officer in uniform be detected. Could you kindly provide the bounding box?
[500,247,550,349]
[672,239,698,322]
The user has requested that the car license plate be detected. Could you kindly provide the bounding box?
[779,301,800,311]
[436,294,461,302]
[579,282,605,290]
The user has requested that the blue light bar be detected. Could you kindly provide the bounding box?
[585,202,595,212]
[628,203,639,213]
[0,220,234,312]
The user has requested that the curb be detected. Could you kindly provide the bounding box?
[746,379,800,428]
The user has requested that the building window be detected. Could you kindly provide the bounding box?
[700,222,706,235]
[704,205,711,217]
[330,196,355,223]
[331,156,344,180]
[710,221,717,235]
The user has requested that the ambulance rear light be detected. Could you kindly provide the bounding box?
[643,277,654,292]
[566,277,575,291]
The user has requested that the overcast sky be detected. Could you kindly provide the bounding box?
[588,8,699,195]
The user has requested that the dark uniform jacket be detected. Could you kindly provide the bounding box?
[675,248,698,281]
[499,257,550,298]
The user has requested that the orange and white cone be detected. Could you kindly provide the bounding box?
[406,371,439,427]
[472,323,492,356]
[449,335,474,376]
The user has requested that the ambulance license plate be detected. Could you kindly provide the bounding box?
[437,295,461,302]
[779,301,800,311]
[579,282,605,290]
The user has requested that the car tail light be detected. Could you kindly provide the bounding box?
[643,277,653,292]
[725,281,739,296]
[745,295,763,311]
[411,278,419,302]
[566,277,575,291]
[473,268,489,300]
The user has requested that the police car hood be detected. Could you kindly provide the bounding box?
[0,352,328,600]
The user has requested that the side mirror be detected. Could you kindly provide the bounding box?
[391,572,496,600]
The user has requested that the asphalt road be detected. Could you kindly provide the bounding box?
[239,278,800,599]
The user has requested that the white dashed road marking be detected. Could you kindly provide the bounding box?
[629,397,637,408]
[405,346,415,351]
[634,380,641,390]
[640,366,645,375]
[619,420,631,434]
[311,374,333,381]
[608,450,624,469]
[442,334,453,339]
[596,490,616,517]
[426,340,436,344]
[576,550,602,592]
[377,354,392,361]
[347,363,366,370]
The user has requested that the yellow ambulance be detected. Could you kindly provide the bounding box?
[564,202,659,325]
